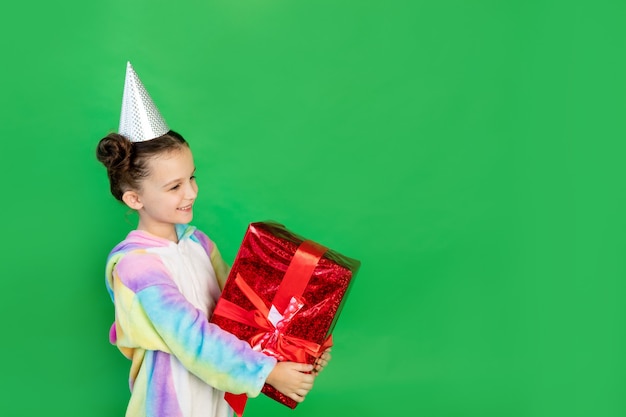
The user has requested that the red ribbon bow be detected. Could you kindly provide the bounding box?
[214,273,324,362]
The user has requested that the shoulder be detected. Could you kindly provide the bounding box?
[113,250,176,293]
[188,227,216,256]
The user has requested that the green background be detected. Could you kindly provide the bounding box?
[1,1,624,416]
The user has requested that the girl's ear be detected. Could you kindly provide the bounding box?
[122,190,143,210]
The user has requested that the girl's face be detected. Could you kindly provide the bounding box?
[132,146,198,240]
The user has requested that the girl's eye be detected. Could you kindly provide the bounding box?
[190,175,196,181]
[170,184,181,191]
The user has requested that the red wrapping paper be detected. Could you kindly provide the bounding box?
[210,221,360,415]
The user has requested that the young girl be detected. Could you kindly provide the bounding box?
[97,63,330,417]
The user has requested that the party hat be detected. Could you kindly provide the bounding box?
[118,62,169,142]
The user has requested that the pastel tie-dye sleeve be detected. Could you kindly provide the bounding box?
[113,252,276,396]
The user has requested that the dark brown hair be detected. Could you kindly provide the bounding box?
[96,130,188,201]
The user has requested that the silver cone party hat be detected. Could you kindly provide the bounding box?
[118,62,169,142]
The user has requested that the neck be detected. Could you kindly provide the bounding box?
[137,220,178,243]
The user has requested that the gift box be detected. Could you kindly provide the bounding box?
[210,221,360,415]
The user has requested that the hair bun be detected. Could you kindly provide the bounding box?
[96,133,133,172]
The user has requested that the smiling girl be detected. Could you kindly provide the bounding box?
[96,63,329,417]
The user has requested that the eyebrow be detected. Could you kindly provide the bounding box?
[162,167,196,189]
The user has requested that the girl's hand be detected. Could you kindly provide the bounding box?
[313,348,332,375]
[265,362,315,403]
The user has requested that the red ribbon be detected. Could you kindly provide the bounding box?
[214,274,323,362]
[212,239,333,417]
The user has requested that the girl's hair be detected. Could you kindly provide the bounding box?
[96,130,188,201]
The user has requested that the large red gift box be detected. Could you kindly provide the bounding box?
[210,221,360,415]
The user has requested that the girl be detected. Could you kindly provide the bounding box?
[97,64,330,417]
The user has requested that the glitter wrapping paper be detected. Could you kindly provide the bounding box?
[210,221,360,413]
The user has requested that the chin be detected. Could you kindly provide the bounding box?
[170,213,190,224]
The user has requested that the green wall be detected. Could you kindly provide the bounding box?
[1,1,625,416]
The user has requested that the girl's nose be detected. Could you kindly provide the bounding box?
[186,181,198,199]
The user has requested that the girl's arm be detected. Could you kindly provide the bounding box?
[113,252,274,397]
